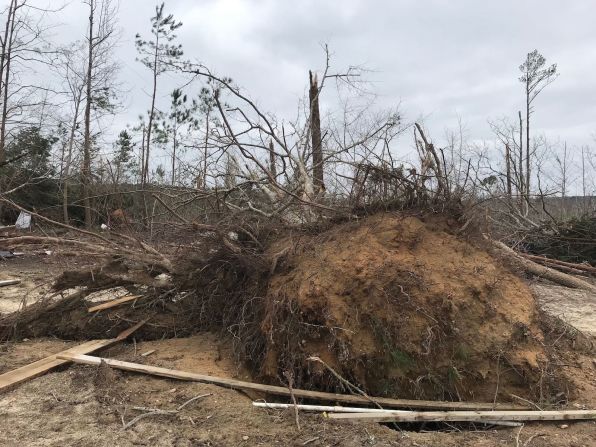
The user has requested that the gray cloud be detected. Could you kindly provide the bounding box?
[55,0,596,155]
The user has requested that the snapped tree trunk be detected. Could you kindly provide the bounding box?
[309,70,324,194]
[505,143,512,198]
[269,139,276,179]
[518,110,525,213]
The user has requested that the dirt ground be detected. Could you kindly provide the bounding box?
[1,249,596,446]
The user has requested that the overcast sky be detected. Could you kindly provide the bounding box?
[54,0,596,161]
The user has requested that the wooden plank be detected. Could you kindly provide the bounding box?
[325,409,596,423]
[0,339,115,393]
[0,321,147,393]
[88,295,142,313]
[58,354,527,411]
[0,279,20,287]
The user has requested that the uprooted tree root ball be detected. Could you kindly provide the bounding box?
[0,212,581,404]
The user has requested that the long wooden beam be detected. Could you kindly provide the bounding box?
[59,354,527,411]
[325,409,596,423]
[0,320,146,393]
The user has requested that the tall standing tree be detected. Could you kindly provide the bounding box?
[80,0,119,227]
[519,50,557,200]
[135,2,183,186]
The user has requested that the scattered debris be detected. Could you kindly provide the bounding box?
[140,349,156,357]
[58,353,527,410]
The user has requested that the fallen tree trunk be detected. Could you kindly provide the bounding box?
[59,354,527,411]
[491,240,596,293]
[521,253,596,276]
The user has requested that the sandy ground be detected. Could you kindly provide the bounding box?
[531,283,596,337]
[1,253,595,446]
[1,334,595,447]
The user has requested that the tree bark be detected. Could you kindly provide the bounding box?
[82,0,95,228]
[505,143,512,198]
[309,70,323,194]
[269,139,276,179]
[0,0,17,165]
[518,110,525,213]
[525,79,530,201]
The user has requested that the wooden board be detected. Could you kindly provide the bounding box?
[88,295,142,312]
[325,409,596,423]
[0,339,116,393]
[59,354,527,411]
[0,320,147,393]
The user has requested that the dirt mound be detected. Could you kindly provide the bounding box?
[260,213,560,402]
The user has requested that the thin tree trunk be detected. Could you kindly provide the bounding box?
[63,99,81,224]
[144,33,160,186]
[309,70,323,194]
[518,110,524,213]
[525,83,530,201]
[203,109,209,189]
[269,139,276,179]
[0,0,17,164]
[82,0,94,228]
[505,143,512,198]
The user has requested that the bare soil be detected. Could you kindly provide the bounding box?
[262,214,563,402]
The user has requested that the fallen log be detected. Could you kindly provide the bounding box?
[0,320,146,393]
[491,240,596,293]
[521,253,596,276]
[58,354,528,411]
[325,409,596,423]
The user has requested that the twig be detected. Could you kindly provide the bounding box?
[306,356,384,411]
[122,410,177,430]
[283,370,300,431]
[176,393,213,411]
[509,393,543,411]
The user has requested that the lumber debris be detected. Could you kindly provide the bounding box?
[253,402,522,427]
[325,409,596,423]
[87,294,143,313]
[58,354,528,411]
[0,321,146,393]
[0,279,20,287]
